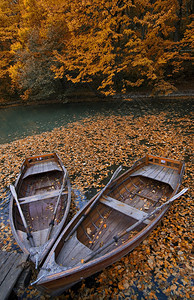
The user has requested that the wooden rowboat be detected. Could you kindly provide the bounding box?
[9,153,71,268]
[35,154,186,295]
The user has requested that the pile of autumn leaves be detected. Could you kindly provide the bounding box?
[0,111,193,299]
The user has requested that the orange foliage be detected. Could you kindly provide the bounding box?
[0,0,193,99]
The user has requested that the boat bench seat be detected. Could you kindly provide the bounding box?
[100,196,150,225]
[19,190,67,205]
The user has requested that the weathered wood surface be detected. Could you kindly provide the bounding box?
[100,196,150,224]
[131,164,179,190]
[0,250,28,300]
[19,190,68,204]
[23,161,62,178]
[57,233,93,267]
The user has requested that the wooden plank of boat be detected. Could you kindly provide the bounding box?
[131,164,180,190]
[100,196,150,224]
[35,154,186,296]
[9,153,71,268]
[23,161,62,179]
[19,190,68,205]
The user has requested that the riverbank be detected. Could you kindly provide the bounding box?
[1,80,194,109]
[0,103,193,299]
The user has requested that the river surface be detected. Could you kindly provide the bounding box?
[0,101,120,144]
[0,98,193,145]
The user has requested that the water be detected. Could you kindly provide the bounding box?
[0,98,193,145]
[0,101,121,144]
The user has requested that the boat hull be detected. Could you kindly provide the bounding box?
[9,153,71,267]
[36,154,185,295]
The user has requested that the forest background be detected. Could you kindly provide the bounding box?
[0,0,193,105]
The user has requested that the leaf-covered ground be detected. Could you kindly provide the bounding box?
[0,103,193,299]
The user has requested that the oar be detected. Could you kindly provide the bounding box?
[84,187,188,263]
[65,165,122,242]
[10,184,35,247]
[46,171,67,241]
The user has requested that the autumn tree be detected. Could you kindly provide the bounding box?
[53,0,193,96]
[9,0,70,101]
[178,1,194,81]
[0,0,20,99]
[52,0,135,96]
[123,0,182,95]
[0,0,193,101]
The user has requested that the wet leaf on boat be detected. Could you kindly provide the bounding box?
[86,227,92,235]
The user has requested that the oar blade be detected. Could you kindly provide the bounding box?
[10,184,36,248]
